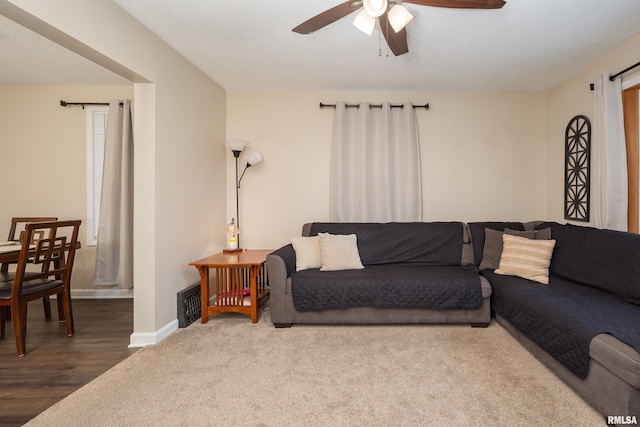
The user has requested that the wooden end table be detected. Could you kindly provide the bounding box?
[189,249,272,323]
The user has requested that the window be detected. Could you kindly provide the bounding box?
[86,106,108,246]
[622,74,640,233]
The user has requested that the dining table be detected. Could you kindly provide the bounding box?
[0,242,26,265]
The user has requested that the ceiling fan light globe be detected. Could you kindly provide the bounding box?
[353,10,376,35]
[388,5,413,33]
[363,0,387,18]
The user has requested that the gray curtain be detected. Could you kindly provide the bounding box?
[93,100,134,288]
[329,102,422,222]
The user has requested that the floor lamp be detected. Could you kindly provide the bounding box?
[225,140,263,252]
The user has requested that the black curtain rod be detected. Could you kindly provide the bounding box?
[610,60,640,81]
[319,102,429,110]
[589,60,640,91]
[60,100,123,109]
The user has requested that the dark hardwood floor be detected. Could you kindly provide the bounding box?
[0,299,136,426]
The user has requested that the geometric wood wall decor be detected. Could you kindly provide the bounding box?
[564,115,591,222]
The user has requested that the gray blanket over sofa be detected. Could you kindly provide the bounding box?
[486,270,640,379]
[292,265,482,311]
[485,222,640,379]
[291,222,483,311]
[307,222,464,265]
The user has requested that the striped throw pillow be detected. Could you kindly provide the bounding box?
[495,234,556,284]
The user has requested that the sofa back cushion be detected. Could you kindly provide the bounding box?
[537,222,640,305]
[467,222,525,266]
[306,222,465,266]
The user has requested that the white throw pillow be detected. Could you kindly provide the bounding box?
[318,233,364,271]
[291,236,322,271]
[495,234,556,284]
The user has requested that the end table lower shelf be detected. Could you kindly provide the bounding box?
[189,249,272,323]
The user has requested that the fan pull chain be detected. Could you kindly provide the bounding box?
[377,16,390,57]
[385,17,390,57]
[378,21,382,57]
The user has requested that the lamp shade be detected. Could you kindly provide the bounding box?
[227,140,248,152]
[225,218,239,235]
[363,0,387,17]
[353,10,376,35]
[246,150,263,166]
[388,5,413,33]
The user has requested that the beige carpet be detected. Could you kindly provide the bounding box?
[27,308,605,426]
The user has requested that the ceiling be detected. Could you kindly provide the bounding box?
[2,1,640,91]
[0,14,129,85]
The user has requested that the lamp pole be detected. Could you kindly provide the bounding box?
[227,141,262,251]
[232,149,242,248]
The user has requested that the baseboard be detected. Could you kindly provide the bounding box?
[71,288,134,299]
[67,289,178,348]
[128,319,179,348]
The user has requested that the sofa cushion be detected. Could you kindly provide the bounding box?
[468,222,525,266]
[308,222,465,266]
[318,233,364,271]
[495,234,556,284]
[479,227,551,270]
[291,236,322,271]
[536,222,640,305]
[486,270,640,378]
[291,264,483,311]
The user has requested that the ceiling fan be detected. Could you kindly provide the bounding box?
[292,0,506,56]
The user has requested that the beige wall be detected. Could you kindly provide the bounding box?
[0,84,133,290]
[1,0,227,344]
[546,32,640,224]
[227,90,548,250]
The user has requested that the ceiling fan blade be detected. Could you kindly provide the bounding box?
[292,1,361,34]
[378,14,409,56]
[403,0,505,9]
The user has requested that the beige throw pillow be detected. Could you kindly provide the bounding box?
[495,234,556,284]
[291,236,322,271]
[318,233,364,271]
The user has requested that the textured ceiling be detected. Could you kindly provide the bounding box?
[112,0,640,91]
[0,14,129,85]
[2,1,640,91]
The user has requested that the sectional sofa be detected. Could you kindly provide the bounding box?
[266,220,640,417]
[477,221,640,418]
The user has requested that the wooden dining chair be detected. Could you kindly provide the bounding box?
[1,217,58,275]
[1,217,58,318]
[0,220,81,356]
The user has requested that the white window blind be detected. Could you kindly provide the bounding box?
[86,106,109,246]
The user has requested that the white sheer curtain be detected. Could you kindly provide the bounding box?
[94,100,134,288]
[592,75,628,231]
[329,102,422,222]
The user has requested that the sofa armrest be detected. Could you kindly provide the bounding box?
[268,244,296,277]
[266,244,296,325]
[302,223,313,237]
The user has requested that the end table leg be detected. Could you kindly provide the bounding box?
[250,266,259,323]
[198,266,210,324]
